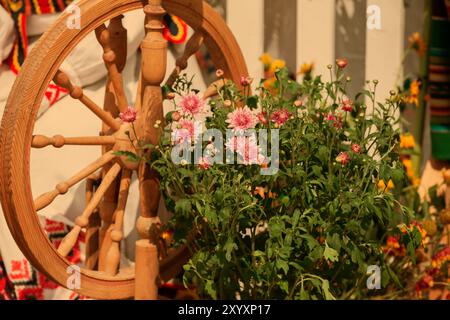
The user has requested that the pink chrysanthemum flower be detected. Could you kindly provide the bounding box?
[226,106,257,132]
[120,106,137,123]
[172,119,196,144]
[271,109,290,126]
[225,136,246,153]
[179,94,204,116]
[226,136,262,165]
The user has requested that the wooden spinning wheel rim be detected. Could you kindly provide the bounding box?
[0,0,247,299]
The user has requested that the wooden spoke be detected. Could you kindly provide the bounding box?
[84,172,102,270]
[57,162,122,257]
[104,169,132,276]
[34,151,116,211]
[202,79,228,100]
[95,23,129,113]
[53,70,121,131]
[165,31,204,88]
[32,135,115,148]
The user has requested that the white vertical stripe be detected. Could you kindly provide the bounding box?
[296,0,336,77]
[365,0,405,100]
[227,0,264,80]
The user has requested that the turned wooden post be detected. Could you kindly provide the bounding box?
[165,31,204,88]
[134,0,167,300]
[85,173,102,270]
[96,16,128,272]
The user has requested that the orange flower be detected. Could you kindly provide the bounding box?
[268,191,277,199]
[259,53,273,70]
[298,62,314,75]
[405,80,421,107]
[269,59,286,73]
[399,221,427,246]
[431,247,450,269]
[402,158,412,170]
[377,179,394,192]
[382,236,405,256]
[402,158,420,187]
[408,32,426,56]
[253,187,277,200]
[400,133,416,149]
[442,168,450,185]
[254,186,266,199]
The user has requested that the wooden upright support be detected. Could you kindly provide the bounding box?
[134,0,167,300]
[97,16,128,272]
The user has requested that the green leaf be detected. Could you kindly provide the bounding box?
[317,146,328,164]
[386,264,403,289]
[113,151,140,162]
[246,96,259,108]
[205,280,217,299]
[224,238,238,262]
[279,280,289,294]
[292,209,301,229]
[323,242,339,262]
[300,234,319,251]
[322,280,336,300]
[174,198,192,215]
[299,285,309,300]
[327,233,341,253]
[276,259,289,275]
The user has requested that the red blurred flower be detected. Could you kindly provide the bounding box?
[336,58,348,69]
[120,106,137,123]
[336,152,350,166]
[240,76,253,87]
[382,236,405,256]
[432,247,450,269]
[257,111,269,125]
[172,111,181,122]
[351,143,361,154]
[341,96,353,112]
[271,109,290,127]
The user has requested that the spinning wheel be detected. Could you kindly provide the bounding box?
[0,0,247,299]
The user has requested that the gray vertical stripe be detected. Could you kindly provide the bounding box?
[335,0,367,98]
[264,0,298,75]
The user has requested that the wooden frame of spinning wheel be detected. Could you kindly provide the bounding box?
[0,0,247,300]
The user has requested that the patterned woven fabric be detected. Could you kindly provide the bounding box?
[429,1,450,160]
[0,0,73,73]
[0,0,187,74]
[0,218,85,300]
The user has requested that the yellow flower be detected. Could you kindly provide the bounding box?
[400,133,416,149]
[378,179,394,192]
[254,186,266,199]
[408,32,426,56]
[298,62,314,75]
[402,158,412,171]
[441,168,450,185]
[259,53,273,69]
[270,59,286,73]
[405,80,421,107]
[402,158,421,186]
[412,176,421,187]
[405,165,415,180]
